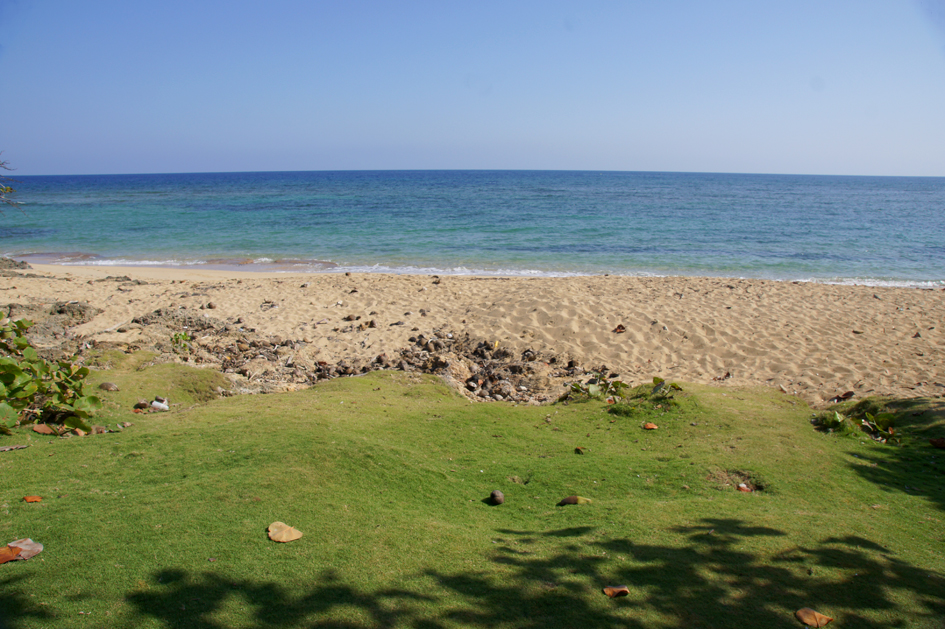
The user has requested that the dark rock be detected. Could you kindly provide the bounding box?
[0,258,31,270]
[490,490,505,505]
[98,382,120,392]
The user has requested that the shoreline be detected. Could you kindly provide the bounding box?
[7,255,945,289]
[2,262,943,405]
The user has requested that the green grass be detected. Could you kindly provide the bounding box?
[1,361,944,628]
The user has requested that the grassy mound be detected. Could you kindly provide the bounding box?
[1,362,944,628]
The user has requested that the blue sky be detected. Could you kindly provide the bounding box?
[2,1,944,176]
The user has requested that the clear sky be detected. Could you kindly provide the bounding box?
[2,0,945,176]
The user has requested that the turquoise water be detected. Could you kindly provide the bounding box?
[3,170,944,286]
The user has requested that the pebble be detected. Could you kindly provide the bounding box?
[98,382,120,391]
[490,490,505,505]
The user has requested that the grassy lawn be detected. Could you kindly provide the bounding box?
[1,357,944,628]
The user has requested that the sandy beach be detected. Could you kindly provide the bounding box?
[3,263,943,406]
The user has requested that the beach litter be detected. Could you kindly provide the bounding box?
[1,539,44,564]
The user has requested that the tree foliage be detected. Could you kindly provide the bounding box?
[1,153,21,209]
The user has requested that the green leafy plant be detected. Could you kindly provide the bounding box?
[0,319,101,433]
[650,376,683,397]
[861,411,900,445]
[171,331,193,354]
[608,377,685,417]
[568,371,629,402]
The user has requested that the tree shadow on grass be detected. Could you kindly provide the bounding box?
[842,397,945,513]
[3,519,942,628]
[0,576,54,629]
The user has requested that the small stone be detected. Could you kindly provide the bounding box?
[490,490,505,505]
[98,382,120,391]
[206,302,216,309]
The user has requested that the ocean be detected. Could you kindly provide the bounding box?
[3,170,944,287]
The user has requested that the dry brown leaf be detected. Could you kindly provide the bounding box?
[643,422,658,430]
[602,585,630,598]
[930,438,945,449]
[23,496,42,503]
[32,424,55,435]
[7,539,43,560]
[795,607,833,627]
[0,546,22,565]
[268,521,303,542]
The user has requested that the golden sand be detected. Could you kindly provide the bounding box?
[5,264,943,405]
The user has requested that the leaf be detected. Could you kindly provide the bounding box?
[602,585,630,598]
[32,424,55,435]
[7,538,43,560]
[643,422,658,430]
[652,377,665,385]
[557,496,592,506]
[795,607,833,627]
[268,521,303,542]
[23,496,42,503]
[63,415,93,433]
[0,545,22,564]
[929,438,945,449]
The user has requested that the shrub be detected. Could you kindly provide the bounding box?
[0,318,101,433]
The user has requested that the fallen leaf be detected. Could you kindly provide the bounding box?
[929,438,945,449]
[795,607,833,627]
[557,495,592,506]
[7,539,43,560]
[643,422,658,430]
[32,424,55,435]
[602,585,630,598]
[268,521,303,542]
[0,546,22,565]
[23,496,42,503]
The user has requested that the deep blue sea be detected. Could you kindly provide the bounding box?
[3,170,944,286]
